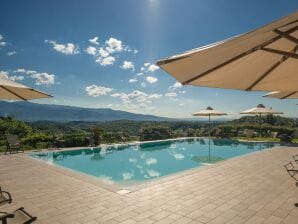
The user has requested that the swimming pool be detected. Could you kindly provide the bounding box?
[31,138,278,186]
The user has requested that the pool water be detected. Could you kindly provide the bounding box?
[31,138,278,186]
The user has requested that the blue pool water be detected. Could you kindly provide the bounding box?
[31,138,278,185]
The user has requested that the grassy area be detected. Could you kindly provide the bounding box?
[233,137,280,142]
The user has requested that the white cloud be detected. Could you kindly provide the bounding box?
[134,49,138,54]
[30,73,55,85]
[105,37,123,53]
[146,76,158,84]
[111,90,161,109]
[165,92,177,97]
[26,70,37,75]
[169,82,182,90]
[129,78,138,83]
[96,56,115,66]
[85,46,97,55]
[85,85,113,97]
[9,69,55,85]
[98,48,110,58]
[121,61,135,71]
[45,40,79,55]
[146,158,157,165]
[0,71,9,79]
[136,73,143,76]
[85,36,136,67]
[7,51,16,56]
[14,69,26,73]
[143,63,159,72]
[0,35,6,48]
[179,103,185,106]
[147,94,162,99]
[9,75,24,81]
[89,36,99,45]
[148,64,159,72]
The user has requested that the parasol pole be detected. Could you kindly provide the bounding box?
[208,114,211,161]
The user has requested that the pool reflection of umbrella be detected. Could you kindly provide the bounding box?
[193,107,227,161]
[240,104,283,137]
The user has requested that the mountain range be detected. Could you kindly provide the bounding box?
[0,101,174,122]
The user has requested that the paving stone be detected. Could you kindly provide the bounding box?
[0,146,297,223]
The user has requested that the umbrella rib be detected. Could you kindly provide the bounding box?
[281,91,298,99]
[181,25,298,85]
[274,28,298,45]
[245,44,298,91]
[261,47,298,59]
[0,85,27,100]
[182,36,282,85]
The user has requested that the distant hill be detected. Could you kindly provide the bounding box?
[0,101,174,122]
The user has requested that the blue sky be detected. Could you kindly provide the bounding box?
[0,0,297,118]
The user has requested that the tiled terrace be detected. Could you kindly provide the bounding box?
[0,146,297,224]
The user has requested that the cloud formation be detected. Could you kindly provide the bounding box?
[146,76,158,84]
[0,71,24,82]
[141,63,159,73]
[13,68,55,85]
[121,61,135,71]
[45,40,79,55]
[129,78,138,83]
[89,36,99,45]
[0,35,6,48]
[85,36,137,67]
[97,56,115,66]
[7,51,16,56]
[169,82,182,90]
[85,46,97,55]
[165,92,177,97]
[111,90,161,109]
[85,85,113,97]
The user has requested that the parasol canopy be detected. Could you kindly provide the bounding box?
[240,104,283,115]
[157,11,298,92]
[0,77,52,100]
[193,106,227,116]
[263,91,298,99]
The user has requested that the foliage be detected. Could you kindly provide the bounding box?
[22,132,53,148]
[140,125,172,141]
[90,126,104,145]
[0,117,33,138]
[0,115,297,152]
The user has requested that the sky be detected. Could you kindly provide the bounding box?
[0,0,297,119]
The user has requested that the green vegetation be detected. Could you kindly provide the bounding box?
[0,114,297,152]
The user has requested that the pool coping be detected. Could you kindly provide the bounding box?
[25,138,282,194]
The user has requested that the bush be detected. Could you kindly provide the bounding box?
[140,125,172,141]
[63,134,89,147]
[22,133,53,148]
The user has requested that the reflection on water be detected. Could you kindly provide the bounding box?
[139,141,173,151]
[192,156,225,164]
[32,138,279,185]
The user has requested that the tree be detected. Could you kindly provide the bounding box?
[90,126,104,145]
[140,125,172,141]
